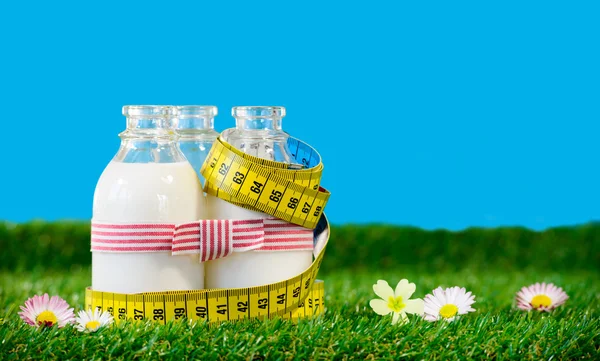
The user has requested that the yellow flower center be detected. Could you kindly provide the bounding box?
[85,320,101,331]
[439,304,459,319]
[387,296,405,312]
[531,294,552,309]
[36,311,58,327]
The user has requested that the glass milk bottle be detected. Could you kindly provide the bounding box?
[92,105,205,293]
[173,105,219,186]
[205,106,313,288]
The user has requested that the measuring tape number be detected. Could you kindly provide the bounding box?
[201,132,331,230]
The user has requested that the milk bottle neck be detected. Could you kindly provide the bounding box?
[226,106,296,163]
[114,105,185,163]
[233,106,286,138]
[174,106,219,140]
[121,116,175,139]
[236,118,282,132]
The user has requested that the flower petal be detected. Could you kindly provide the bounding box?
[395,279,416,300]
[373,280,394,300]
[424,293,442,309]
[391,312,400,324]
[370,299,392,316]
[423,295,441,317]
[423,313,439,322]
[392,312,408,325]
[445,287,457,304]
[432,287,447,305]
[404,299,424,315]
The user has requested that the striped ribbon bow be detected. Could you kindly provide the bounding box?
[91,219,314,262]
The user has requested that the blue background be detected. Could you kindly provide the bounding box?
[0,1,598,230]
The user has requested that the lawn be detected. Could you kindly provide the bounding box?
[0,222,599,359]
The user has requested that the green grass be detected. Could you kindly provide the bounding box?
[1,222,599,359]
[1,267,599,360]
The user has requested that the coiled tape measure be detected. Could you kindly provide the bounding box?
[86,134,331,323]
[201,129,331,230]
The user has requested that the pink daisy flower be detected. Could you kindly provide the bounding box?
[18,293,75,328]
[516,282,568,312]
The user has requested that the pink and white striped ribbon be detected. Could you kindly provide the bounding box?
[91,219,314,262]
[91,223,176,252]
[262,219,316,251]
[172,219,264,262]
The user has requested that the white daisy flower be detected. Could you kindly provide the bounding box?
[423,286,476,322]
[516,282,568,312]
[18,293,75,328]
[369,279,424,325]
[74,308,114,332]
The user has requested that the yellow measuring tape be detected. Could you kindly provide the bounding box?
[85,281,325,324]
[86,135,330,323]
[200,130,331,230]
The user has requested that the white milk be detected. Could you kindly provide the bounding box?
[92,161,205,293]
[205,196,313,288]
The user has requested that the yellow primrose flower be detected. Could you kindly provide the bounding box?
[369,279,424,324]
